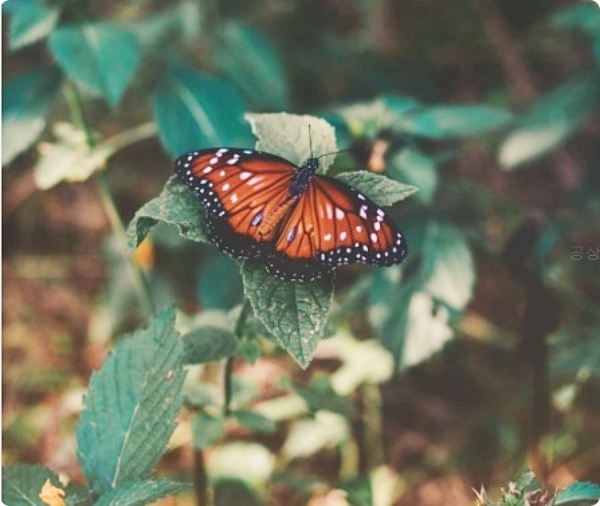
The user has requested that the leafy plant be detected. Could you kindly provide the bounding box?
[3,0,600,504]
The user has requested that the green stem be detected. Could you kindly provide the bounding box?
[223,298,252,417]
[63,82,155,318]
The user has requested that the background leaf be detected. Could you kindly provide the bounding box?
[241,260,333,368]
[370,217,475,370]
[49,22,139,105]
[127,176,209,249]
[245,112,337,171]
[397,105,514,138]
[551,481,600,505]
[499,72,600,169]
[386,148,438,203]
[76,307,185,494]
[192,412,226,449]
[2,464,62,506]
[5,0,59,50]
[2,67,62,165]
[182,325,239,364]
[234,410,279,433]
[336,171,418,206]
[217,21,288,109]
[153,67,252,155]
[94,480,189,506]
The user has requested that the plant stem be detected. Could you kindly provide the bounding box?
[63,82,155,317]
[193,449,209,506]
[223,298,252,417]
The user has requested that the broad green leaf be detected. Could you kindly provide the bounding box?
[94,480,189,506]
[33,122,113,189]
[3,67,62,165]
[192,412,226,448]
[2,464,62,506]
[153,67,251,155]
[235,410,278,433]
[217,21,288,109]
[336,170,418,206]
[397,105,513,138]
[127,176,208,250]
[5,0,59,50]
[127,2,202,51]
[245,112,337,172]
[549,4,600,36]
[49,23,140,105]
[241,260,333,368]
[295,377,352,417]
[370,217,475,370]
[551,481,600,505]
[499,72,600,169]
[182,325,238,364]
[77,307,185,494]
[387,148,438,203]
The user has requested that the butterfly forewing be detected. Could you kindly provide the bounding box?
[175,148,297,258]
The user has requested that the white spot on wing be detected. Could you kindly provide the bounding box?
[240,172,251,180]
[340,231,347,240]
[336,208,345,220]
[231,194,238,203]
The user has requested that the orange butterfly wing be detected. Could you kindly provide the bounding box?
[266,175,407,281]
[176,148,296,259]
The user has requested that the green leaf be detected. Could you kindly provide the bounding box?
[153,67,251,155]
[237,339,262,364]
[499,72,600,169]
[94,480,189,506]
[2,464,62,506]
[549,4,600,36]
[48,22,140,105]
[33,122,113,190]
[295,377,352,417]
[77,307,186,495]
[336,170,418,206]
[2,67,62,165]
[387,148,438,203]
[214,479,263,506]
[182,325,238,364]
[552,481,600,505]
[127,176,209,249]
[245,112,337,172]
[5,0,59,50]
[241,260,333,368]
[235,409,279,433]
[217,21,288,109]
[370,217,475,370]
[398,105,513,138]
[64,482,93,506]
[192,412,226,449]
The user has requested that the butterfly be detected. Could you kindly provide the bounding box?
[174,147,407,282]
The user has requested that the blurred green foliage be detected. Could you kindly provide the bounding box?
[3,0,600,504]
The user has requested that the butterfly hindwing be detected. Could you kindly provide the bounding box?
[268,175,407,280]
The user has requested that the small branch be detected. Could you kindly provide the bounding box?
[223,298,252,417]
[63,82,156,318]
[193,449,210,506]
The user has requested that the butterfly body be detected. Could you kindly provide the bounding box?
[175,147,407,282]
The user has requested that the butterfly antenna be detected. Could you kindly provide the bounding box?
[317,147,354,159]
[308,124,314,158]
